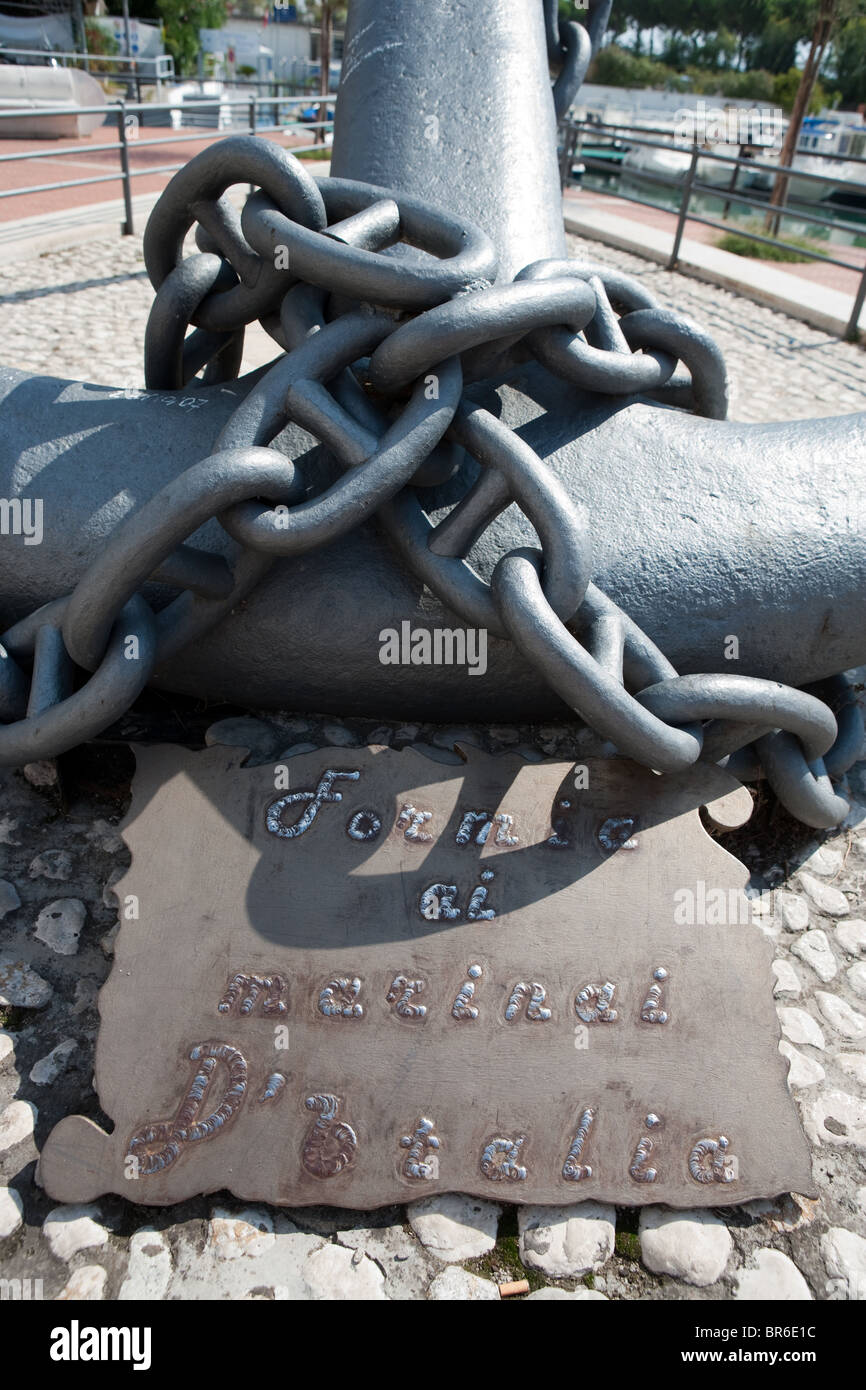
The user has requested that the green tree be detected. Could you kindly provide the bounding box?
[156,0,227,77]
[752,18,801,73]
[83,19,119,75]
[827,11,866,103]
[724,0,773,66]
[772,65,832,108]
[765,0,838,230]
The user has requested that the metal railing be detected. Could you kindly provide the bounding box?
[559,117,866,340]
[0,46,176,98]
[0,94,334,236]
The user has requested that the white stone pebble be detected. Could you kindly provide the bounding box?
[43,1205,109,1261]
[518,1202,616,1277]
[99,923,119,958]
[87,820,126,855]
[836,1051,866,1086]
[816,991,866,1039]
[427,1267,499,1300]
[277,742,318,760]
[779,1041,825,1089]
[204,717,279,760]
[322,723,361,747]
[30,1038,78,1086]
[734,1248,812,1300]
[0,1185,24,1239]
[797,872,849,917]
[791,929,837,982]
[118,1230,172,1300]
[846,962,866,998]
[28,850,73,882]
[0,1100,36,1154]
[0,880,21,919]
[0,1031,14,1069]
[821,1227,866,1300]
[800,845,843,877]
[55,1266,107,1301]
[101,867,124,911]
[34,899,86,955]
[802,1089,866,1149]
[771,960,801,997]
[0,955,52,1008]
[408,1194,500,1262]
[302,1243,387,1300]
[638,1208,732,1287]
[206,1208,274,1260]
[777,1007,825,1050]
[836,920,866,957]
[776,890,810,932]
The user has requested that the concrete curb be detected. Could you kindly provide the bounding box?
[563,202,865,341]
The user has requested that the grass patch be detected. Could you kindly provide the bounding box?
[465,1208,546,1292]
[615,1230,641,1261]
[615,1207,642,1262]
[716,224,827,263]
[298,147,332,161]
[0,1005,27,1031]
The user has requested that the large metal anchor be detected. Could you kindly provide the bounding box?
[0,0,864,830]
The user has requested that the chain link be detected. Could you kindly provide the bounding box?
[0,117,861,828]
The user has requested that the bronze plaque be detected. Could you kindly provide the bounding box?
[39,744,813,1208]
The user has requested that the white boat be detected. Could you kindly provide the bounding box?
[744,114,866,204]
[622,135,752,189]
[619,120,695,184]
[0,63,105,138]
[621,113,783,191]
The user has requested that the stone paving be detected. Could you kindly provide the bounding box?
[1,232,865,1300]
[0,229,864,423]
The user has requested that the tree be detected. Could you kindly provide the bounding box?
[827,11,866,103]
[304,3,347,142]
[156,0,227,76]
[765,0,837,232]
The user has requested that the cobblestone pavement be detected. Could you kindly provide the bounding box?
[0,230,864,423]
[1,231,865,1301]
[565,232,866,423]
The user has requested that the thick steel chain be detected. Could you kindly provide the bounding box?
[0,132,861,830]
[544,0,613,120]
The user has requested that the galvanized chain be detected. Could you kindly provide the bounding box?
[544,0,613,120]
[0,132,861,830]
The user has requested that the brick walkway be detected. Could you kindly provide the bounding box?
[0,123,325,223]
[565,186,866,299]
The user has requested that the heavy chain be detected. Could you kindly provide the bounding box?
[0,131,861,830]
[544,0,613,120]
